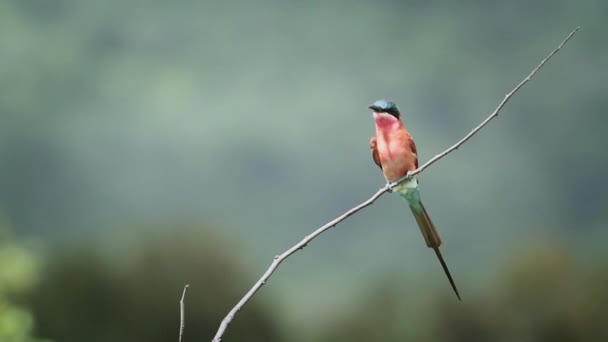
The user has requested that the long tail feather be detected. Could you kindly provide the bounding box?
[409,201,461,301]
[409,201,442,248]
[433,247,461,301]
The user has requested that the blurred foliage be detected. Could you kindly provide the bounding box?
[0,228,43,342]
[1,0,607,340]
[433,245,608,342]
[319,243,608,342]
[26,227,280,342]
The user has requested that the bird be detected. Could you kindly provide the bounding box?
[369,99,460,300]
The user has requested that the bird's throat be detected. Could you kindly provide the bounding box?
[373,112,401,132]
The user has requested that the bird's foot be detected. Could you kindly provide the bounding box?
[385,181,394,193]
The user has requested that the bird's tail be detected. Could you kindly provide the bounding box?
[409,200,442,248]
[409,200,461,301]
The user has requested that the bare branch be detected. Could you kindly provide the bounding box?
[179,284,189,342]
[211,27,579,342]
[394,26,580,185]
[212,187,388,341]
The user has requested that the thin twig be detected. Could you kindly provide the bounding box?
[211,27,579,342]
[394,27,580,185]
[179,284,189,342]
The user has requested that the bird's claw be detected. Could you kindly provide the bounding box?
[385,172,415,192]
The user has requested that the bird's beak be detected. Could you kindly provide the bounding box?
[368,105,379,111]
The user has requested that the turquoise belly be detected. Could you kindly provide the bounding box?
[393,178,422,210]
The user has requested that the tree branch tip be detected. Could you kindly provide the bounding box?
[179,284,189,342]
[180,285,189,300]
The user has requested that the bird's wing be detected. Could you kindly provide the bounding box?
[370,136,382,169]
[408,136,419,169]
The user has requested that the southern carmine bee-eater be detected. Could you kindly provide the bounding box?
[369,99,460,300]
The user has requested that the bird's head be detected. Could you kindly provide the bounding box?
[369,99,400,119]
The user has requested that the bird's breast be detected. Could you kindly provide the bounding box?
[376,129,417,182]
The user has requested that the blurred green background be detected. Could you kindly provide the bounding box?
[1,0,607,341]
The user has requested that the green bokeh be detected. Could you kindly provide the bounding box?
[0,228,43,342]
[0,0,607,340]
